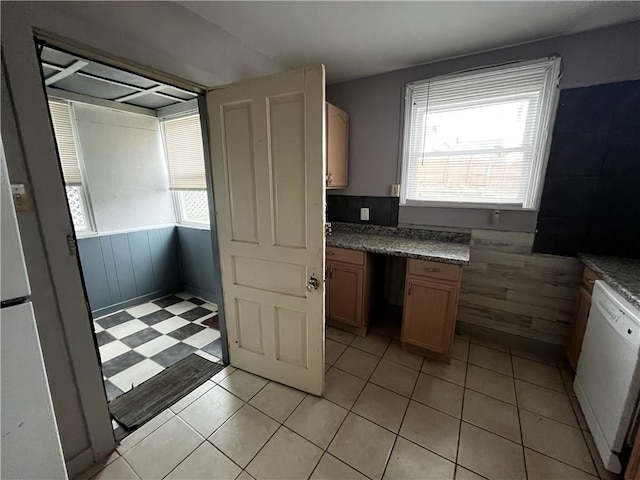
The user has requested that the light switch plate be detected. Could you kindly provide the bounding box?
[360,207,370,221]
[391,184,400,197]
[11,184,32,212]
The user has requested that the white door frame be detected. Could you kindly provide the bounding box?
[2,32,116,476]
[1,31,230,475]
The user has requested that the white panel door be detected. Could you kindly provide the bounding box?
[207,66,325,395]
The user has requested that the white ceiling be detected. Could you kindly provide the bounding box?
[180,1,640,83]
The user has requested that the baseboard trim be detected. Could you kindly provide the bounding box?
[66,447,94,479]
[183,284,216,304]
[91,289,179,318]
[455,321,564,357]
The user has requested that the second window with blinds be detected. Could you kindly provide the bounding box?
[400,56,561,209]
[161,113,210,226]
[48,100,95,233]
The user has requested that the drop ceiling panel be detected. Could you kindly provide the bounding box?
[159,86,195,101]
[39,45,193,111]
[126,95,179,109]
[53,75,137,100]
[80,62,157,89]
[40,48,77,69]
[41,65,58,78]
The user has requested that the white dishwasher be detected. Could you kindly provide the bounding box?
[575,280,640,473]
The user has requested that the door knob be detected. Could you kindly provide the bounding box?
[307,276,320,291]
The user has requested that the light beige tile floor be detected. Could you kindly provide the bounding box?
[83,330,618,480]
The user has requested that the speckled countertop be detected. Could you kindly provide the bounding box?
[579,254,640,310]
[327,231,470,265]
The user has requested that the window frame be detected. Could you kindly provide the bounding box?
[171,189,211,227]
[159,109,211,227]
[399,57,561,211]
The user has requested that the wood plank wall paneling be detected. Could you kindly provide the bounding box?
[458,229,583,345]
[176,226,217,302]
[77,226,181,316]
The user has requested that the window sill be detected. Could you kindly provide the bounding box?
[75,231,98,238]
[176,222,210,231]
[401,200,537,212]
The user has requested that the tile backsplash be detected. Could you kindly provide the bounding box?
[327,195,399,227]
[533,79,640,258]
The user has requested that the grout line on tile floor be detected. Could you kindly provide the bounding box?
[455,340,471,468]
[379,340,423,480]
[306,341,598,479]
[316,338,399,480]
[510,345,528,480]
[100,329,601,480]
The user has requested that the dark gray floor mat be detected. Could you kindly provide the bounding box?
[109,353,225,429]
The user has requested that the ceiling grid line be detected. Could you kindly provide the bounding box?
[41,47,197,111]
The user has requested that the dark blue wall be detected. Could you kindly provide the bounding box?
[78,225,218,317]
[534,80,640,257]
[176,226,217,303]
[77,226,181,317]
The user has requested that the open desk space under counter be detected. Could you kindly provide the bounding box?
[325,223,470,360]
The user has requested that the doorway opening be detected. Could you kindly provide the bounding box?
[36,42,227,439]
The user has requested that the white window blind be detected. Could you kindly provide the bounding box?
[48,100,82,185]
[401,57,561,208]
[161,114,206,190]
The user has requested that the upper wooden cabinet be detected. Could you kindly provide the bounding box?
[402,259,462,357]
[326,103,349,189]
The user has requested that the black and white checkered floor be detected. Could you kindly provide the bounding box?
[94,292,223,402]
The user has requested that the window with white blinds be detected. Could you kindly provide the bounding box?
[48,99,94,233]
[401,57,561,208]
[48,100,82,185]
[161,114,206,190]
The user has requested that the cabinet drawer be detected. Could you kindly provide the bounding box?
[326,247,364,266]
[582,266,601,294]
[407,258,461,282]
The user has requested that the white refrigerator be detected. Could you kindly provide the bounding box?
[1,143,68,479]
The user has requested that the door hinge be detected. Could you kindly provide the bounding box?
[325,222,332,236]
[66,234,77,256]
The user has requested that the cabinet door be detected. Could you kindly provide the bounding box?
[402,277,458,354]
[327,262,363,327]
[325,264,331,321]
[565,286,592,372]
[326,103,349,189]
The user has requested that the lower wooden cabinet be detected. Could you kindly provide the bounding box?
[626,426,640,479]
[325,247,375,333]
[564,265,601,371]
[565,286,592,371]
[402,259,461,357]
[326,262,363,327]
[325,249,462,349]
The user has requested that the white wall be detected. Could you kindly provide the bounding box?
[73,105,175,233]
